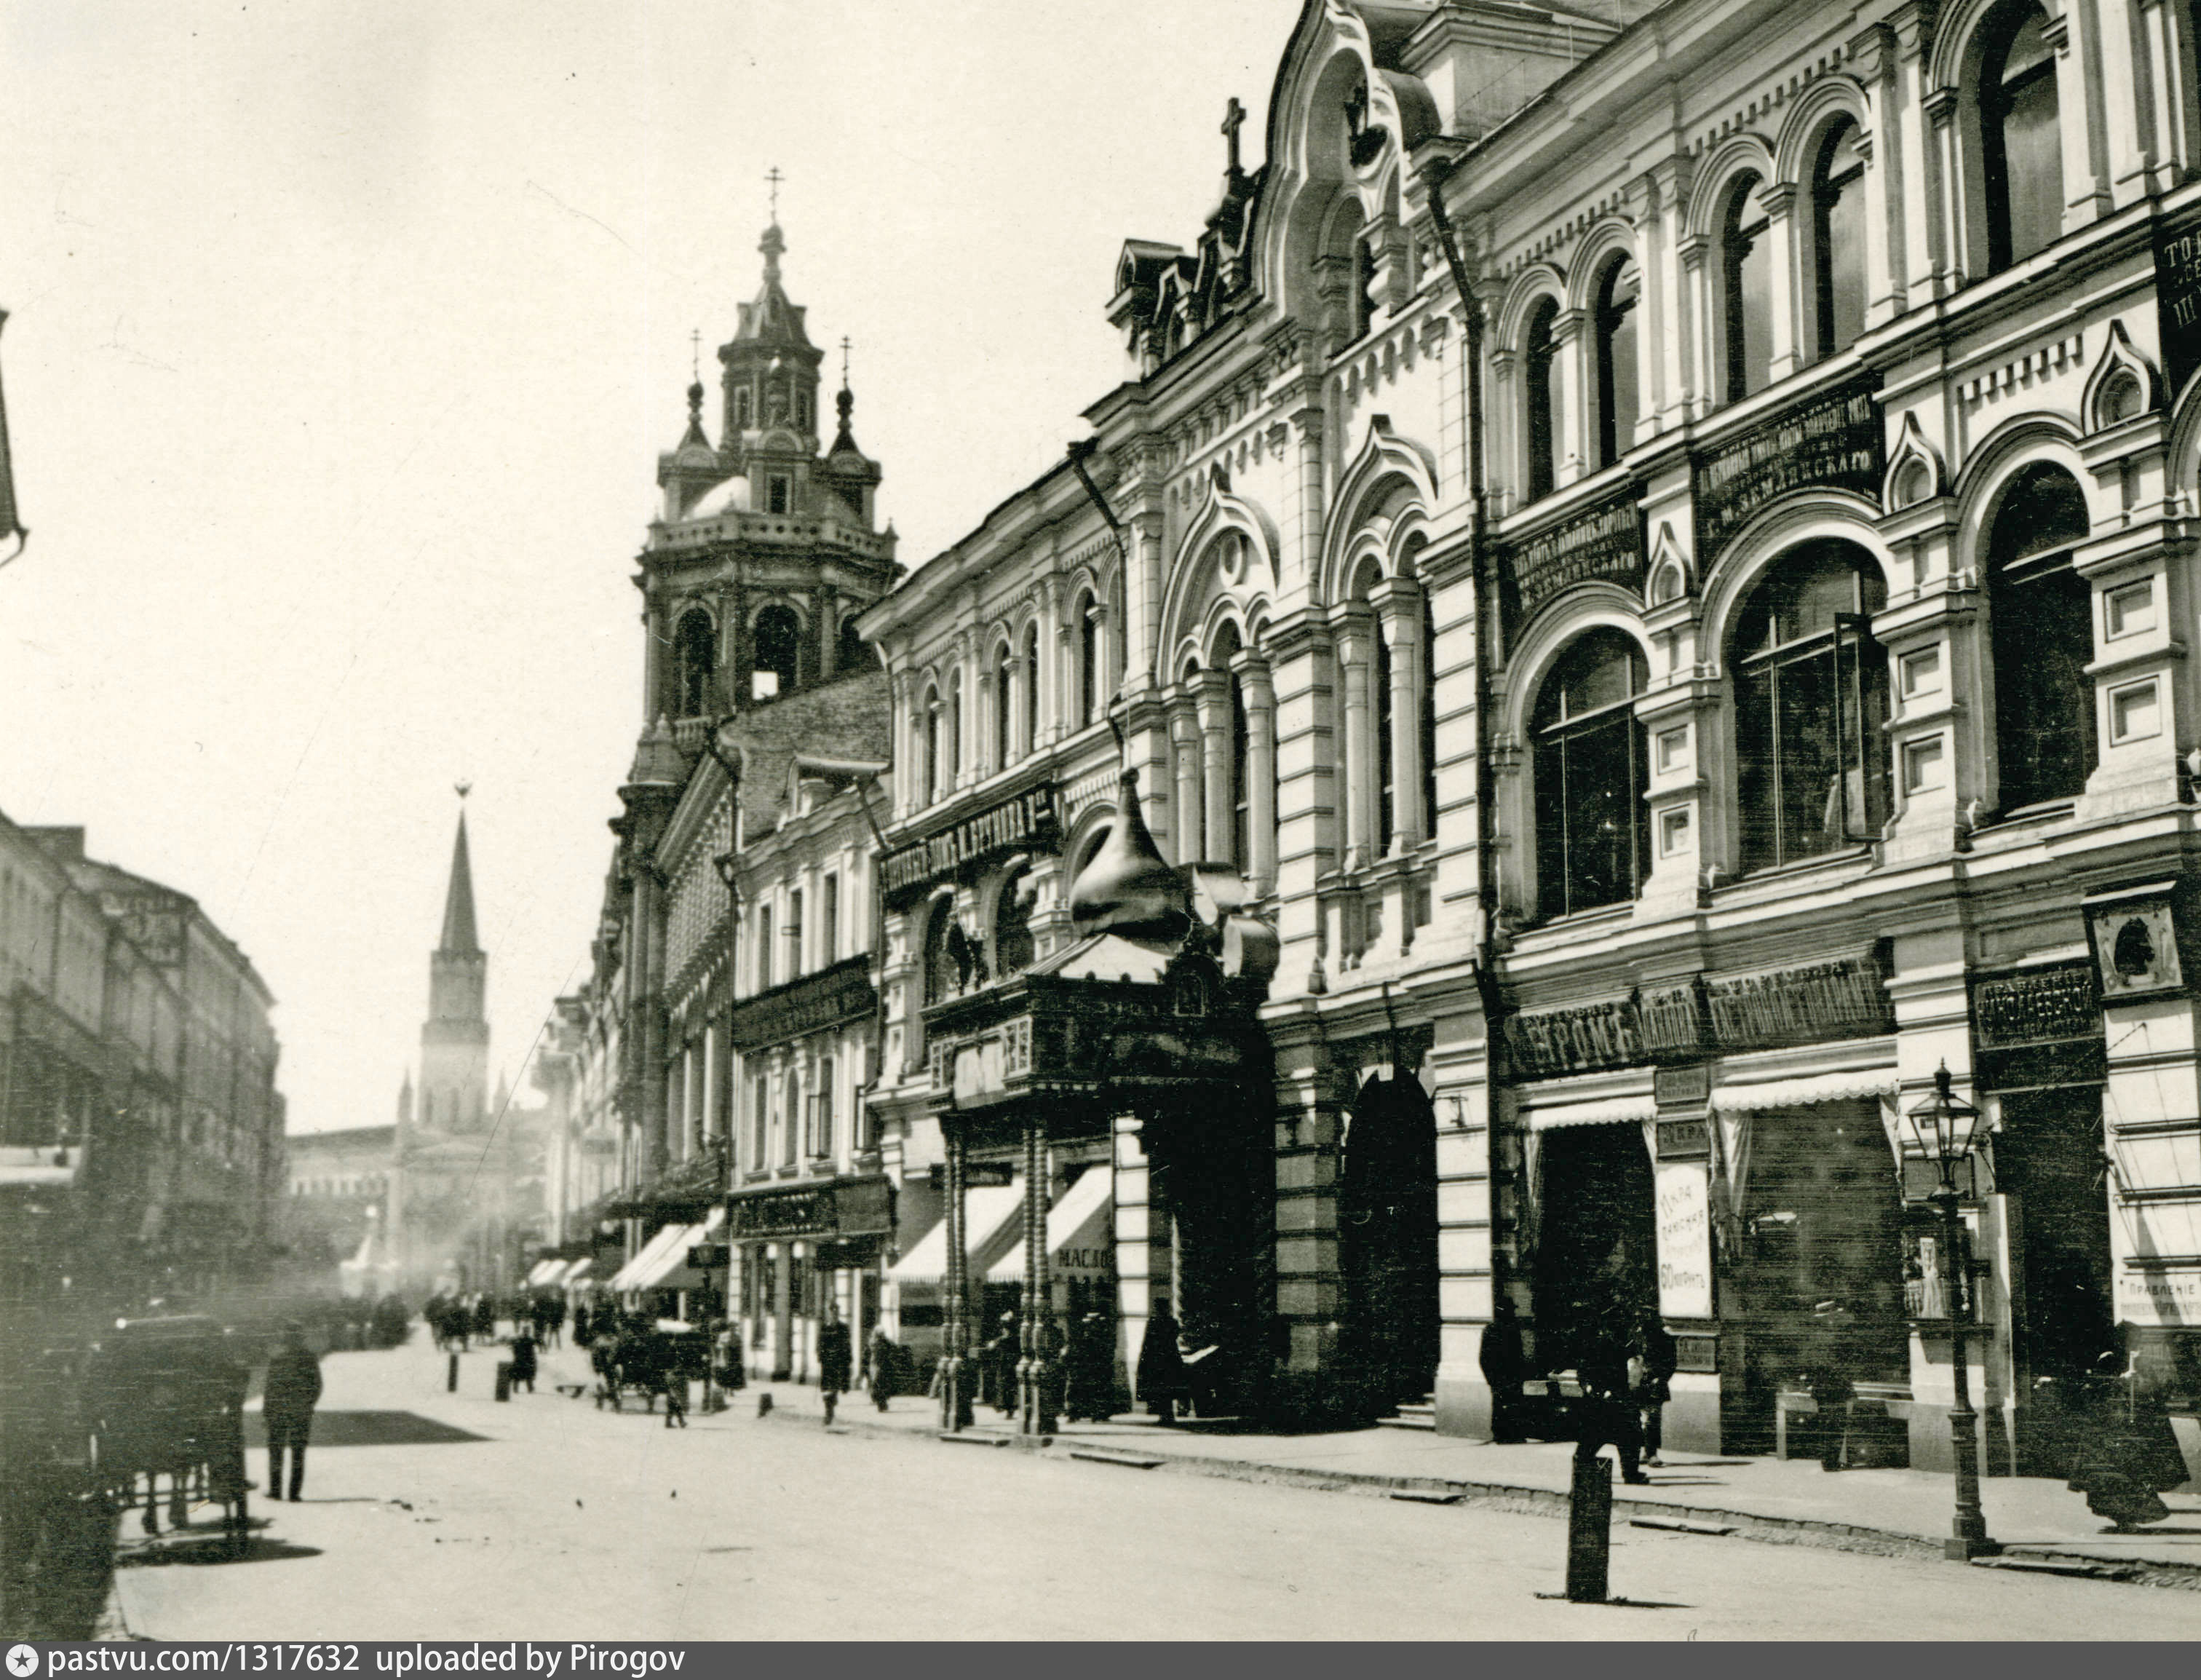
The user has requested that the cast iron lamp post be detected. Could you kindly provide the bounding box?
[1901,1063,2001,1561]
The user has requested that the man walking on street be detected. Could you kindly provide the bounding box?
[263,1321,324,1502]
[817,1305,852,1427]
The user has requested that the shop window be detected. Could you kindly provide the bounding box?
[751,605,801,702]
[1523,297,1560,501]
[673,609,715,718]
[1981,3,2063,274]
[1532,627,1650,919]
[1732,540,1889,871]
[994,870,1035,978]
[1988,463,2094,808]
[1812,119,1868,358]
[1594,255,1640,466]
[1720,175,1774,402]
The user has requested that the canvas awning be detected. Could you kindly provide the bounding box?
[986,1168,1114,1283]
[608,1221,694,1292]
[524,1259,563,1287]
[1708,1069,1898,1112]
[1523,1094,1658,1131]
[623,1207,727,1294]
[559,1258,594,1287]
[885,1181,1026,1286]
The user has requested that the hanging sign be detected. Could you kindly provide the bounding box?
[1655,1161,1715,1320]
[2154,217,2201,397]
[882,786,1058,898]
[1499,488,1644,632]
[1692,379,1881,559]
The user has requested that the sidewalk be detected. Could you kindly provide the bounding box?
[710,1366,2201,1589]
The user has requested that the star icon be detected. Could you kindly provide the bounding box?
[8,1643,42,1678]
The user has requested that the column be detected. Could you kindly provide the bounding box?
[1371,579,1425,850]
[940,1127,972,1430]
[1761,183,1801,384]
[1019,1120,1055,1435]
[1170,695,1205,866]
[1549,309,1587,486]
[2042,7,2112,230]
[1130,505,1166,694]
[1236,653,1278,895]
[771,1239,793,1382]
[1336,609,1377,869]
[1849,25,1906,325]
[1194,669,1234,868]
[817,586,841,680]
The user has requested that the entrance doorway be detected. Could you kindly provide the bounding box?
[1997,1086,2114,1472]
[1533,1122,1654,1378]
[1338,1076,1440,1414]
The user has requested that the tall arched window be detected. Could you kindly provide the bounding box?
[947,667,964,784]
[1213,622,1250,873]
[1988,463,2095,808]
[1021,624,1040,753]
[1595,256,1640,467]
[1732,540,1889,871]
[1076,591,1099,724]
[1373,617,1397,853]
[673,609,715,717]
[994,643,1014,769]
[1812,119,1867,358]
[1524,297,1561,501]
[1721,174,1774,402]
[836,616,871,675]
[1983,4,2062,274]
[1419,592,1438,841]
[922,903,958,1006]
[1533,629,1649,918]
[751,605,801,702]
[994,870,1035,979]
[922,686,942,802]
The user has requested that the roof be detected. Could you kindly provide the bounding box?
[439,812,480,954]
[716,670,892,833]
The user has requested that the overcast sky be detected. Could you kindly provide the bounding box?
[0,0,1301,1134]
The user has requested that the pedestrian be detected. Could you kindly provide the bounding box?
[573,1299,593,1347]
[868,1326,900,1412]
[2067,1350,2189,1530]
[473,1293,496,1344]
[549,1294,568,1349]
[1633,1309,1677,1469]
[982,1311,1018,1414]
[817,1306,852,1427]
[1065,1310,1115,1423]
[1573,1302,1646,1485]
[1136,1299,1189,1425]
[1479,1303,1528,1443]
[509,1326,539,1394]
[262,1320,324,1502]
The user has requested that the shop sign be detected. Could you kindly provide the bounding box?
[729,954,876,1052]
[100,890,187,968]
[2085,884,2188,1001]
[1505,996,1646,1077]
[1653,1063,1710,1112]
[1702,954,1892,1052]
[932,1160,1016,1189]
[882,786,1058,898]
[731,1186,836,1238]
[1692,379,1881,559]
[1656,1119,1710,1159]
[1655,1162,1715,1320]
[2154,217,2201,396]
[1500,489,1643,630]
[1639,983,1710,1059]
[1973,962,2101,1048]
[2116,1263,2201,1328]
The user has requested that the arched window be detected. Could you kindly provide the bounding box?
[733,385,751,430]
[1982,4,2062,274]
[1532,629,1649,918]
[836,616,871,675]
[1812,119,1867,359]
[1076,592,1099,724]
[1214,622,1250,873]
[1732,540,1889,871]
[1021,624,1040,753]
[1988,464,2095,808]
[947,667,964,783]
[993,643,1014,768]
[673,609,715,718]
[1720,175,1774,402]
[751,605,801,702]
[994,870,1035,978]
[1595,256,1640,467]
[1419,592,1438,842]
[1354,237,1378,341]
[922,686,942,802]
[1524,297,1561,502]
[922,903,958,1006]
[1373,615,1397,853]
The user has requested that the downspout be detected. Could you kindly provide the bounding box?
[852,774,894,1157]
[1421,155,1518,1298]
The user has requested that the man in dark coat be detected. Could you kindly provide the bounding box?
[1633,1310,1678,1467]
[817,1307,853,1426]
[868,1326,900,1411]
[509,1327,539,1393]
[1065,1311,1116,1423]
[1479,1306,1528,1443]
[1136,1301,1189,1425]
[1573,1304,1646,1484]
[263,1321,324,1502]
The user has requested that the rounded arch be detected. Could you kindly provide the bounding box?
[1697,494,1896,672]
[1059,799,1118,892]
[1686,133,1781,243]
[1336,1072,1439,1414]
[1160,482,1281,666]
[1772,74,1873,186]
[1949,416,2093,574]
[1563,216,1643,316]
[749,601,805,701]
[1498,593,1658,744]
[1496,261,1569,353]
[1317,417,1437,605]
[1927,0,2067,93]
[670,603,718,718]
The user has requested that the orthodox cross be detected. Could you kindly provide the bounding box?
[840,336,852,385]
[690,328,701,381]
[1221,97,1246,175]
[766,165,783,221]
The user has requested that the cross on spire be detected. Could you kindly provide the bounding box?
[766,165,784,222]
[840,336,852,388]
[690,328,701,381]
[1221,97,1247,175]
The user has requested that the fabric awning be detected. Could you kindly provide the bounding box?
[986,1168,1114,1282]
[524,1259,563,1286]
[1523,1095,1658,1131]
[1708,1069,1899,1113]
[885,1181,1026,1285]
[608,1222,694,1293]
[560,1258,594,1287]
[624,1206,727,1294]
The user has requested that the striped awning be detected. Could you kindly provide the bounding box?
[1708,1069,1900,1113]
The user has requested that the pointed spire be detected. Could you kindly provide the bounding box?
[439,807,481,955]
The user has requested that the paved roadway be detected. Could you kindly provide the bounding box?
[110,1335,2201,1642]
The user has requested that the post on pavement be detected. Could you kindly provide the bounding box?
[1566,1453,1612,1603]
[447,1352,459,1393]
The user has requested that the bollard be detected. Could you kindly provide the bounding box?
[1566,1452,1614,1604]
[494,1361,512,1403]
[447,1352,459,1393]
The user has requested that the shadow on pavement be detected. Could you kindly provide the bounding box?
[243,1411,488,1447]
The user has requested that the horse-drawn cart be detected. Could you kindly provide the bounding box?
[83,1315,252,1554]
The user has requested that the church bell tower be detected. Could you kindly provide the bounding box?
[419,796,490,1133]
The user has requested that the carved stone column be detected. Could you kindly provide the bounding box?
[1194,667,1236,868]
[1371,577,1425,851]
[1336,608,1377,870]
[1235,652,1278,895]
[1170,694,1205,866]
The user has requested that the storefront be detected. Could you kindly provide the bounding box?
[729,1176,892,1382]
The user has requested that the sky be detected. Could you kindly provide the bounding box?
[0,1,1304,1134]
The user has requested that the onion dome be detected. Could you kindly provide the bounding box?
[1068,768,1191,940]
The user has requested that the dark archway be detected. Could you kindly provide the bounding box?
[1532,1122,1655,1379]
[752,605,801,702]
[1337,1074,1439,1414]
[673,609,716,718]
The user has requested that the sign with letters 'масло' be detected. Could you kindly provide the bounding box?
[1655,1161,1714,1320]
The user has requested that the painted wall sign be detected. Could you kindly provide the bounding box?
[1702,954,1891,1052]
[2117,1263,2201,1328]
[1505,996,1646,1077]
[1657,1119,1710,1159]
[100,891,187,969]
[1692,379,1881,558]
[729,1176,892,1240]
[1500,489,1644,629]
[882,786,1058,898]
[1973,962,2102,1048]
[1655,1161,1715,1320]
[2154,217,2201,396]
[728,954,876,1052]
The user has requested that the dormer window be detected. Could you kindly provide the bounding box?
[768,475,791,515]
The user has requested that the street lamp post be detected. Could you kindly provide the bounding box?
[1902,1063,2002,1561]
